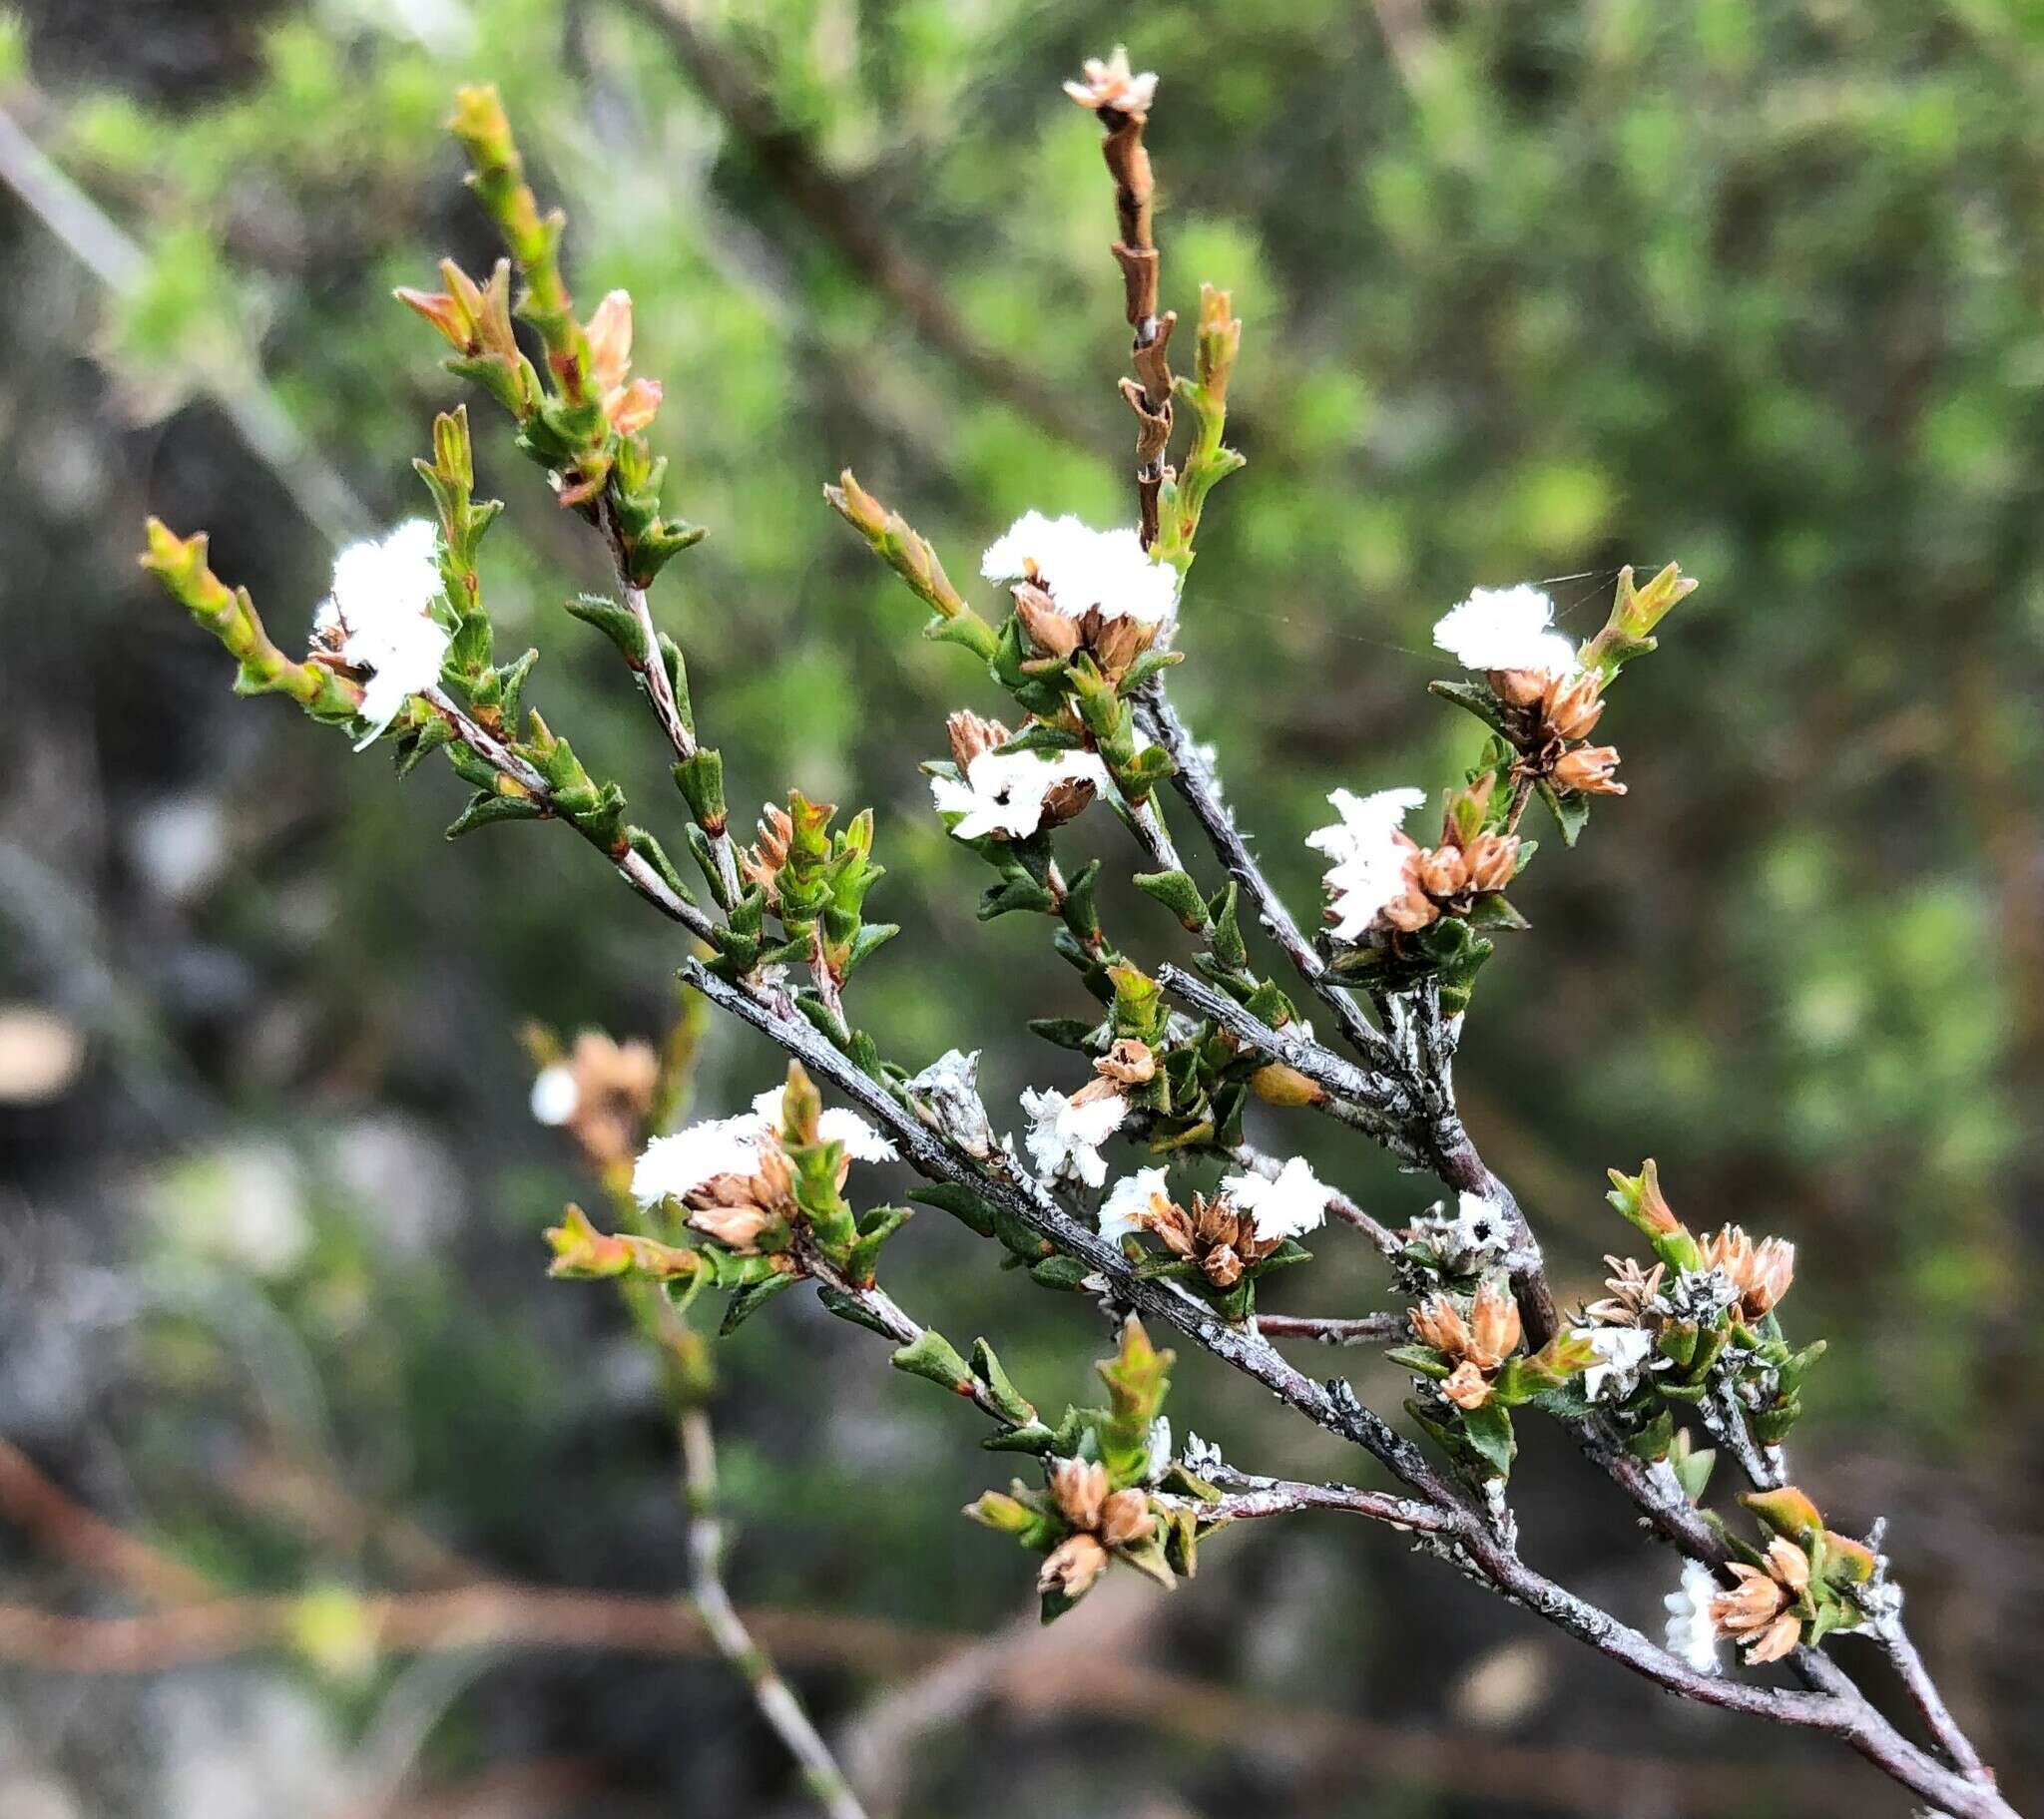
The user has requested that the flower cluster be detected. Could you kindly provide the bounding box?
[1097,1154,1330,1293]
[1409,1279,1523,1412]
[311,520,450,746]
[1309,775,1524,945]
[929,710,1111,843]
[1664,1487,1880,1671]
[631,1066,894,1256]
[527,1027,660,1172]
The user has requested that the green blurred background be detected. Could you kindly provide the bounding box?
[2,1,2040,1814]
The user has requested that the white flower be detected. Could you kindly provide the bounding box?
[1098,1165,1171,1243]
[1664,1560,1724,1675]
[930,747,1111,841]
[1020,1086,1127,1188]
[1576,1324,1655,1403]
[1432,584,1578,681]
[528,1064,578,1128]
[630,1113,768,1208]
[1304,786,1425,942]
[750,1086,897,1162]
[315,519,450,748]
[981,511,1179,627]
[1449,1189,1510,1259]
[1221,1155,1333,1242]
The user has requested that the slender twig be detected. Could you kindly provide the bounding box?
[681,1409,868,1819]
[1136,684,1400,1075]
[674,959,2016,1819]
[1255,1312,1406,1348]
[0,1437,216,1607]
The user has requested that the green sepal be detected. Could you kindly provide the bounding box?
[906,1181,999,1238]
[815,1284,897,1337]
[842,922,898,978]
[981,1421,1059,1455]
[626,826,693,901]
[1384,1343,1450,1379]
[1208,883,1248,970]
[394,714,454,778]
[1027,1017,1102,1054]
[1115,649,1185,696]
[1465,894,1531,932]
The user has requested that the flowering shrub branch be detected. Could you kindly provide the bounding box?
[138,59,2017,1819]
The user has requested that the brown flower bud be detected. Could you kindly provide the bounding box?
[1038,1532,1110,1598]
[1542,669,1607,741]
[1712,1563,1789,1638]
[1381,872,1441,933]
[1095,1039,1157,1087]
[1201,1243,1245,1289]
[1466,1279,1523,1370]
[1038,772,1101,830]
[1551,744,1626,795]
[1013,583,1081,659]
[1098,1489,1156,1548]
[741,803,793,904]
[1087,610,1159,680]
[1488,667,1550,708]
[1416,846,1470,899]
[946,709,1013,772]
[686,1203,775,1254]
[1744,1610,1803,1664]
[1411,1295,1472,1359]
[1441,1360,1494,1410]
[1047,1456,1109,1531]
[1461,831,1520,894]
[1765,1536,1811,1595]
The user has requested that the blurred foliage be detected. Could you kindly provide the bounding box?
[3,0,2042,1814]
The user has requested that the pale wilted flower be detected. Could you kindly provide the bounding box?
[631,1114,769,1210]
[930,746,1111,842]
[1575,1323,1656,1402]
[1306,786,1427,941]
[1433,585,1578,689]
[1062,46,1158,119]
[1664,1560,1724,1675]
[1220,1155,1333,1241]
[313,520,449,747]
[1584,1254,1667,1327]
[750,1085,896,1163]
[982,512,1178,627]
[1098,1165,1173,1244]
[1020,1083,1127,1187]
[1711,1538,1809,1665]
[528,1030,661,1170]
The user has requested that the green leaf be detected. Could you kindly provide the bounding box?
[720,1270,798,1333]
[1029,1253,1092,1291]
[890,1327,974,1394]
[1133,868,1212,931]
[1536,778,1591,847]
[1427,678,1511,737]
[1460,1399,1517,1479]
[970,1339,1039,1427]
[444,790,546,838]
[907,1181,999,1237]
